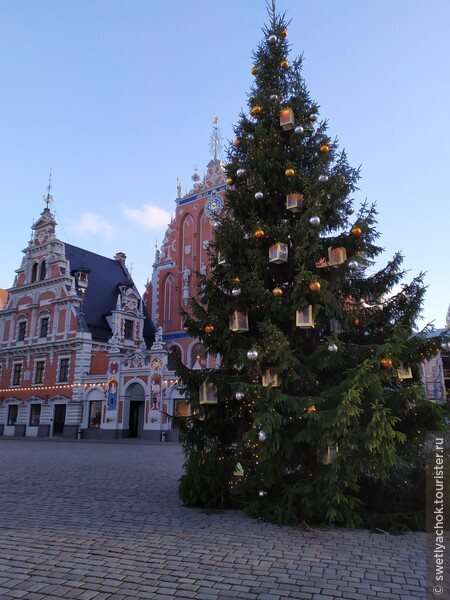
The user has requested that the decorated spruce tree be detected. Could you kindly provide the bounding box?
[177,3,446,528]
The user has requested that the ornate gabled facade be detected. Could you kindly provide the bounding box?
[144,157,227,418]
[0,204,174,440]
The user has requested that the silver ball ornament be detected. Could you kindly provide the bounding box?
[258,490,267,497]
[231,287,241,297]
[258,430,267,442]
[236,168,245,177]
[328,343,338,353]
[255,191,264,200]
[235,391,245,401]
[247,349,258,361]
[309,216,321,227]
[310,113,318,121]
[269,94,279,102]
[247,133,254,141]
[268,34,278,43]
[348,260,359,270]
[294,125,304,135]
[318,174,329,183]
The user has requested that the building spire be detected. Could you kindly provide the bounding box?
[210,116,222,161]
[43,168,53,210]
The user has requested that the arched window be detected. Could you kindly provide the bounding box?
[163,274,175,328]
[31,263,38,283]
[181,214,194,267]
[167,345,182,371]
[39,261,46,280]
[190,342,207,369]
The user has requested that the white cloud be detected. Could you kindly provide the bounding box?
[69,212,115,240]
[122,204,171,230]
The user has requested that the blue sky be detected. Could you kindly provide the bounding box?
[1,0,449,328]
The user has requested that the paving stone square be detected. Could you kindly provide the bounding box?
[0,439,427,599]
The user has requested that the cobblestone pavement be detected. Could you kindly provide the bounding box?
[0,438,426,600]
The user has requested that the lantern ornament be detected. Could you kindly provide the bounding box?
[262,367,279,387]
[328,247,348,266]
[251,105,262,116]
[309,281,321,292]
[199,382,218,405]
[285,168,295,177]
[351,226,362,237]
[229,311,249,333]
[381,357,393,368]
[280,108,295,131]
[296,305,314,328]
[254,228,265,238]
[233,462,244,477]
[398,365,413,379]
[217,252,227,266]
[205,324,214,334]
[269,242,288,264]
[286,192,304,212]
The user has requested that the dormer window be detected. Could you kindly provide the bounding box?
[18,321,26,342]
[124,319,134,340]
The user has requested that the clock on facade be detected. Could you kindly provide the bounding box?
[205,194,223,219]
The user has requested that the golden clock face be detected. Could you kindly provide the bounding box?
[205,194,223,218]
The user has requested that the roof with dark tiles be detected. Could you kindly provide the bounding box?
[64,244,155,346]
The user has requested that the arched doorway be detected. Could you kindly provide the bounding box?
[125,382,145,438]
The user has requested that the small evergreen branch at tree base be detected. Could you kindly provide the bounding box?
[176,2,448,530]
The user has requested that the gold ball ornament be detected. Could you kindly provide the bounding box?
[353,318,360,327]
[285,168,295,177]
[307,405,317,413]
[280,29,288,38]
[272,287,283,297]
[226,178,233,185]
[233,139,241,147]
[205,325,214,334]
[254,228,265,239]
[183,326,189,333]
[251,105,262,116]
[381,357,393,368]
[309,281,321,292]
[251,66,258,75]
[280,60,289,69]
[351,226,362,237]
[320,144,330,154]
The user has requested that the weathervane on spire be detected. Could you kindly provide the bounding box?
[210,116,223,160]
[43,168,53,209]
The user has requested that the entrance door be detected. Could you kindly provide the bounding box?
[129,401,144,437]
[53,404,66,436]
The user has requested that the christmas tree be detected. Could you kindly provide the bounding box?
[177,2,447,529]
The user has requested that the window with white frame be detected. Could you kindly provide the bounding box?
[34,360,45,384]
[88,401,102,428]
[7,405,18,426]
[12,363,22,386]
[39,316,49,338]
[58,358,70,382]
[29,404,41,426]
[17,321,26,341]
